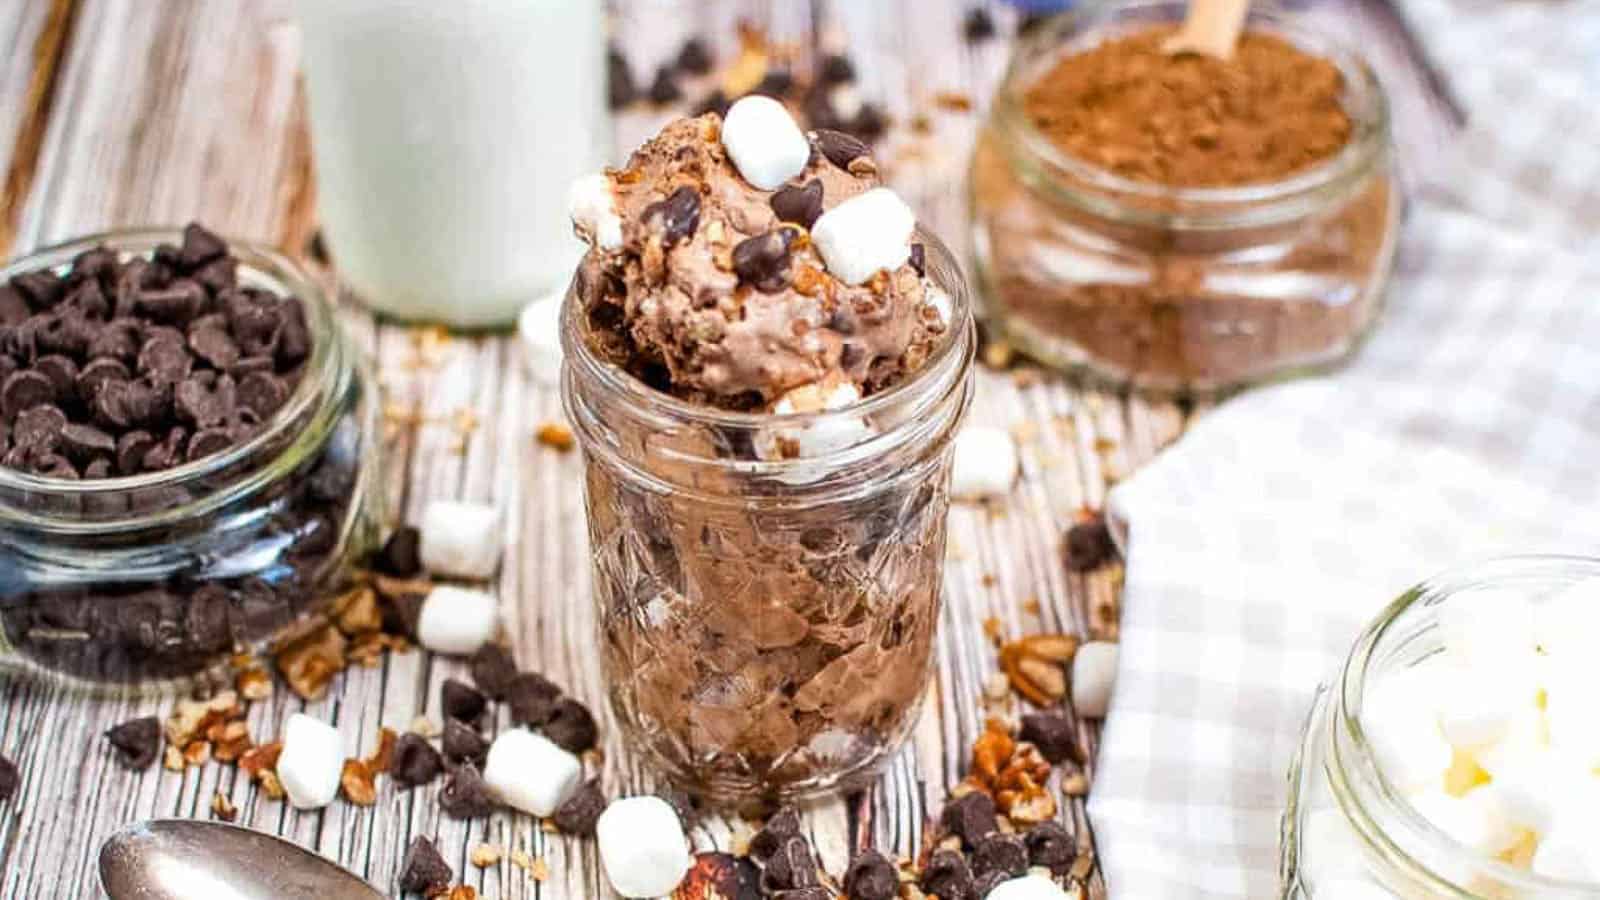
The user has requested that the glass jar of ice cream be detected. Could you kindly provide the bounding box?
[1282,556,1600,898]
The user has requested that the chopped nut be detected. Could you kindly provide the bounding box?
[182,740,212,767]
[235,667,273,701]
[934,91,973,111]
[332,586,383,636]
[447,887,477,900]
[165,690,243,748]
[211,721,253,763]
[275,624,348,701]
[365,727,398,774]
[1061,772,1090,797]
[529,858,549,881]
[239,742,283,778]
[999,635,1075,705]
[340,759,377,806]
[1070,851,1095,881]
[470,843,504,868]
[981,616,1003,645]
[372,574,434,601]
[163,745,185,771]
[1020,634,1080,663]
[982,672,1011,704]
[210,790,237,822]
[536,421,575,451]
[983,339,1015,370]
[257,770,286,801]
[1015,656,1067,702]
[971,720,1016,782]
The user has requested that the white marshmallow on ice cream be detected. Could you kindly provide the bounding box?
[418,500,502,578]
[950,426,1019,500]
[810,187,917,285]
[482,728,582,817]
[720,95,810,190]
[568,172,624,250]
[416,585,498,656]
[596,795,693,898]
[277,713,344,810]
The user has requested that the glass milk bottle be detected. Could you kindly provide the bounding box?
[297,0,608,327]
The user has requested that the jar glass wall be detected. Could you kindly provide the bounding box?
[562,231,975,803]
[970,0,1399,394]
[1283,556,1600,899]
[0,230,384,689]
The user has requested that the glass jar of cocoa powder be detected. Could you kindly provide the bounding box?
[970,0,1399,393]
[0,229,384,688]
[562,231,975,803]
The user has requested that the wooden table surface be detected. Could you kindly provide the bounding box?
[0,1,1453,897]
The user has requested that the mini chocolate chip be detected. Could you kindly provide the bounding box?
[643,186,702,247]
[756,69,794,96]
[0,753,17,802]
[153,243,182,271]
[179,223,228,270]
[115,429,155,475]
[843,850,897,900]
[189,322,240,370]
[186,427,232,462]
[276,302,311,366]
[608,47,638,109]
[964,7,997,42]
[135,281,205,326]
[676,37,713,74]
[13,404,65,451]
[236,371,287,420]
[71,246,120,287]
[814,129,870,171]
[375,526,422,578]
[921,848,976,900]
[398,836,453,894]
[82,457,112,480]
[818,54,855,85]
[94,379,159,430]
[142,425,187,471]
[33,452,77,479]
[60,423,114,465]
[88,320,140,365]
[185,585,231,650]
[0,286,27,326]
[941,791,997,848]
[34,310,95,357]
[222,290,284,356]
[175,372,237,429]
[732,229,796,293]
[193,255,237,295]
[749,805,802,861]
[1025,821,1075,872]
[542,697,598,753]
[441,678,487,724]
[441,719,489,766]
[12,270,64,310]
[761,836,819,893]
[507,672,563,727]
[770,179,824,228]
[32,355,77,405]
[105,716,161,770]
[648,65,683,104]
[852,103,889,141]
[1020,712,1082,765]
[137,335,192,384]
[972,832,1029,878]
[910,242,927,276]
[391,733,444,788]
[2,370,54,419]
[439,762,495,818]
[552,777,606,836]
[692,89,731,118]
[68,279,110,320]
[1065,515,1117,571]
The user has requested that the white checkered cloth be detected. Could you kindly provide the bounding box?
[1089,2,1600,896]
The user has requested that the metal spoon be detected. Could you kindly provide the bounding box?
[99,819,384,900]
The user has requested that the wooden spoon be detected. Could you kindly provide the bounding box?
[1162,0,1251,60]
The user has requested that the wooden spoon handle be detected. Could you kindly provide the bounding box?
[1163,0,1251,60]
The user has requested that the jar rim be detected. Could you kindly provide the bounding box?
[1333,554,1600,897]
[0,227,351,529]
[991,0,1392,229]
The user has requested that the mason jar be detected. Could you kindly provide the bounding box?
[970,0,1399,394]
[1282,556,1600,899]
[562,231,975,803]
[0,229,384,689]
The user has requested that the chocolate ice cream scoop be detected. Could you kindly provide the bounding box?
[569,108,947,411]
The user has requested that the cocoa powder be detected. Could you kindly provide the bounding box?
[1023,27,1352,187]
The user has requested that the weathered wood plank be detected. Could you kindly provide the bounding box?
[0,0,75,256]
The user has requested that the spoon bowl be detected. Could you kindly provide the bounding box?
[99,819,384,900]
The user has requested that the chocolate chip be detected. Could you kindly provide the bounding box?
[175,373,237,428]
[193,255,237,295]
[814,129,871,171]
[851,103,889,142]
[1064,514,1116,572]
[142,425,187,471]
[13,404,65,451]
[910,243,927,277]
[542,697,598,753]
[67,279,110,320]
[137,335,192,384]
[1020,712,1082,765]
[818,54,855,86]
[608,47,638,109]
[843,850,897,900]
[75,358,128,407]
[237,371,287,420]
[70,246,119,288]
[693,89,731,118]
[33,452,76,479]
[644,186,702,247]
[375,526,422,578]
[391,733,444,788]
[439,761,495,818]
[135,281,206,326]
[179,223,228,270]
[0,753,17,802]
[12,270,64,310]
[105,716,161,770]
[0,286,27,326]
[35,310,95,357]
[398,835,453,894]
[772,889,830,900]
[941,791,997,848]
[756,69,794,97]
[186,427,233,462]
[441,678,487,724]
[964,7,997,42]
[441,719,489,766]
[552,777,606,836]
[2,369,54,419]
[770,179,824,229]
[1025,821,1074,872]
[732,229,797,293]
[657,785,700,830]
[188,320,240,369]
[222,290,285,357]
[83,458,112,481]
[921,848,976,900]
[115,429,155,475]
[676,37,713,75]
[649,65,683,104]
[94,379,158,431]
[186,585,232,651]
[276,301,311,366]
[972,832,1029,878]
[507,672,563,727]
[60,423,114,465]
[761,836,819,892]
[32,354,76,404]
[88,320,140,365]
[749,805,801,861]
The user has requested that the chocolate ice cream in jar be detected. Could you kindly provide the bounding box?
[0,226,383,688]
[562,102,975,802]
[970,1,1399,393]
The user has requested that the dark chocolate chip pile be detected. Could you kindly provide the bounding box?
[0,223,309,479]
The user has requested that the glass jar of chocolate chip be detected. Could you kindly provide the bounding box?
[970,0,1399,393]
[0,225,383,687]
[563,110,974,802]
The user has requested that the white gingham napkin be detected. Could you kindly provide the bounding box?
[1088,2,1600,896]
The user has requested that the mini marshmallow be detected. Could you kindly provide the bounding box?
[482,728,581,817]
[1360,665,1454,792]
[1437,586,1539,664]
[1532,819,1600,882]
[985,873,1072,899]
[1301,807,1370,886]
[810,187,917,285]
[1473,704,1547,779]
[1072,640,1119,718]
[720,95,810,190]
[596,795,693,898]
[416,586,498,656]
[772,381,870,458]
[277,714,344,810]
[568,173,624,250]
[1430,656,1527,751]
[518,291,565,386]
[1406,787,1521,857]
[418,500,502,578]
[950,426,1018,500]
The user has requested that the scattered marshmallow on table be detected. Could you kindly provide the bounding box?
[416,586,498,656]
[985,873,1072,899]
[950,426,1018,500]
[418,500,502,578]
[567,172,624,250]
[482,728,581,817]
[596,795,692,898]
[720,95,810,190]
[277,713,344,810]
[1071,640,1118,718]
[810,187,916,285]
[518,291,566,386]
